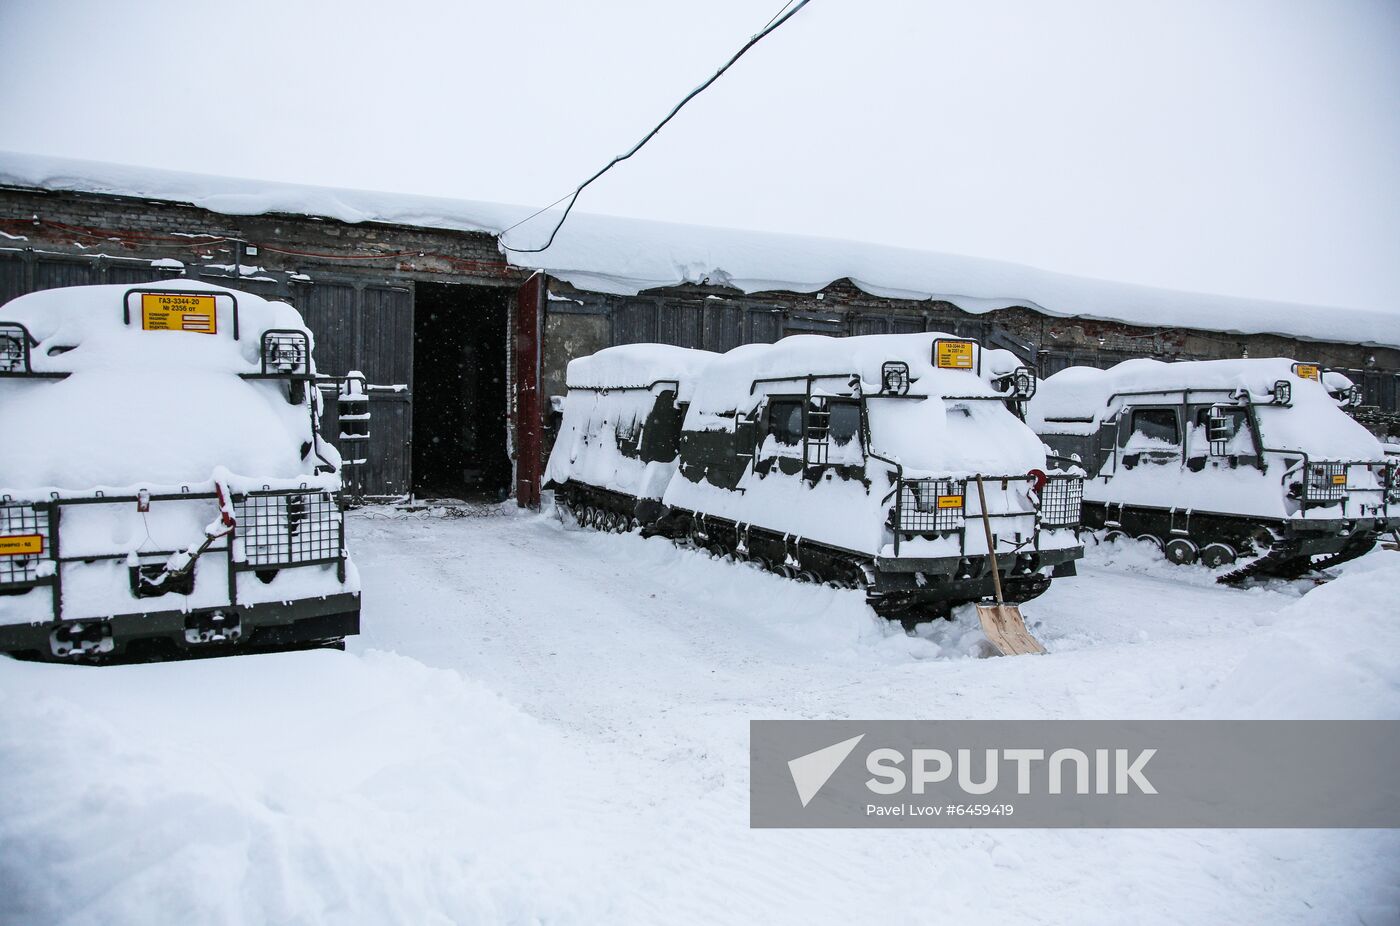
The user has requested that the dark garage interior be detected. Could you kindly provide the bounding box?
[411,282,512,500]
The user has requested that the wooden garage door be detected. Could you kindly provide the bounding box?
[299,281,414,500]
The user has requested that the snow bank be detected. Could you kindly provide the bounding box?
[1202,553,1400,719]
[0,281,332,495]
[0,650,615,925]
[4,150,1395,349]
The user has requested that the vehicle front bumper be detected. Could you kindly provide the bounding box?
[0,591,360,662]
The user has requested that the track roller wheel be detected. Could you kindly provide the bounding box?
[795,569,820,583]
[1199,542,1237,568]
[582,506,598,529]
[1136,533,1164,551]
[1103,530,1128,544]
[628,516,642,533]
[1165,538,1199,565]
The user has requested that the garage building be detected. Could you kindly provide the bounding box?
[3,153,1397,506]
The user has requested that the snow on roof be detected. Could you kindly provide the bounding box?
[3,150,1397,350]
[565,343,716,391]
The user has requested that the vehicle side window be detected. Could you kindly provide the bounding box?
[1128,408,1179,445]
[767,399,803,446]
[827,400,861,447]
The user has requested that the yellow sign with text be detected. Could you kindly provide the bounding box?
[1293,363,1320,382]
[0,534,43,556]
[140,293,217,335]
[936,494,964,509]
[1332,473,1347,486]
[935,340,975,370]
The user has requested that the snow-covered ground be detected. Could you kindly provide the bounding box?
[3,506,1398,925]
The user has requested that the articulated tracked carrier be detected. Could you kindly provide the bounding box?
[1029,358,1399,582]
[0,282,363,662]
[548,333,1085,623]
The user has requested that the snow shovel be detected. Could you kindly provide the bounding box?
[973,475,1046,656]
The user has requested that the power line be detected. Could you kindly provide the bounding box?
[499,0,813,254]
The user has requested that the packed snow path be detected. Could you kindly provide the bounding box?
[3,505,1398,925]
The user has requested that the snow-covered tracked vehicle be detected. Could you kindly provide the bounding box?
[1029,358,1399,582]
[0,282,362,662]
[547,344,717,530]
[549,334,1085,621]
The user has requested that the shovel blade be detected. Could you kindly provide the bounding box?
[975,603,1046,656]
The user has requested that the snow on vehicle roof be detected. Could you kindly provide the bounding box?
[4,150,1395,350]
[565,343,716,392]
[2,279,309,374]
[0,281,329,495]
[1030,357,1329,420]
[1028,357,1384,459]
[687,331,1005,415]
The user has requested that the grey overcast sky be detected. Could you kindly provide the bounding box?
[1,0,1397,313]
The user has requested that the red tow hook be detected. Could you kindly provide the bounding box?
[213,480,237,534]
[1027,468,1048,504]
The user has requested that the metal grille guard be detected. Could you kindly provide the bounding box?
[890,472,1084,556]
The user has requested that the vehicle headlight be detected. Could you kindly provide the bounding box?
[1013,366,1037,399]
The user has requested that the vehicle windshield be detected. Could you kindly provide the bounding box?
[1248,402,1382,460]
[864,396,1043,476]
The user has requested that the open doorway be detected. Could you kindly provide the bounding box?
[412,281,512,500]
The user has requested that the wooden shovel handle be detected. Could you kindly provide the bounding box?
[975,475,1005,605]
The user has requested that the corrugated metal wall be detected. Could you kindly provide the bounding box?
[600,293,988,351]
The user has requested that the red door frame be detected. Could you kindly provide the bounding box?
[513,272,545,508]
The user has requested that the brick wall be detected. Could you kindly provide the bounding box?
[0,186,525,291]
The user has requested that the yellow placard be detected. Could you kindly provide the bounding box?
[140,293,217,335]
[1331,473,1347,486]
[935,340,975,370]
[936,494,964,509]
[1293,363,1319,381]
[0,534,43,556]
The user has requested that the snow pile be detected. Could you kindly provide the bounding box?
[4,150,1395,349]
[0,281,334,496]
[1203,553,1400,719]
[0,650,616,925]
